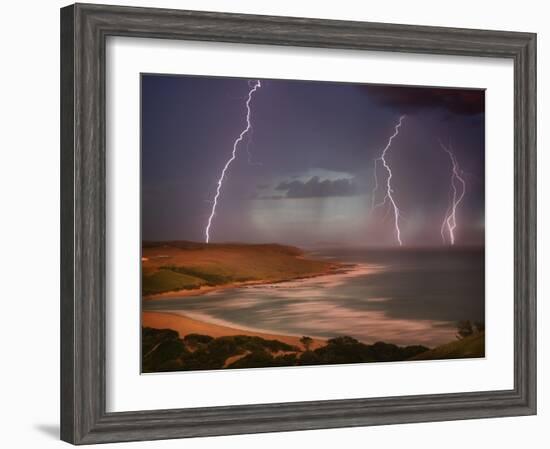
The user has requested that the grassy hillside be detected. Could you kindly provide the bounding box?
[410,331,485,361]
[142,241,337,296]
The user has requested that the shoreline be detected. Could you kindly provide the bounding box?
[142,311,326,350]
[143,262,354,301]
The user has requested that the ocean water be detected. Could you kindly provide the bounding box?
[143,248,485,347]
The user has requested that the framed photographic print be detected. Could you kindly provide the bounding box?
[60,3,536,444]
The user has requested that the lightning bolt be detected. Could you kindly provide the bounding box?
[371,115,406,246]
[440,141,466,245]
[204,80,262,243]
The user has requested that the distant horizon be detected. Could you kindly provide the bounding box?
[142,239,485,252]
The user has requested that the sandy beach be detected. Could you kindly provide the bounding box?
[142,311,326,350]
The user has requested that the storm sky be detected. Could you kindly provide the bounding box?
[141,74,485,248]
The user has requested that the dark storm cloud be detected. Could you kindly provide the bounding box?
[363,85,485,116]
[275,176,357,198]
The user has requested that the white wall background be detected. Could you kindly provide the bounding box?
[0,1,546,448]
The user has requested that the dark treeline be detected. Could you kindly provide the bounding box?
[142,327,429,373]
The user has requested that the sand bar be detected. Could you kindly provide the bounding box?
[142,311,325,350]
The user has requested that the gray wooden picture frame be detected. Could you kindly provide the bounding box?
[60,3,537,445]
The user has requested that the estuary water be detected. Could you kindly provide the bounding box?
[143,248,485,347]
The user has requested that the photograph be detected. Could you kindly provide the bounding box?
[140,75,486,373]
[50,1,538,445]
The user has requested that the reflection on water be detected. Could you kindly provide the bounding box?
[143,248,485,347]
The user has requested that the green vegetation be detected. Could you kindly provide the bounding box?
[299,336,429,366]
[142,328,189,372]
[163,265,239,285]
[455,320,485,339]
[142,269,206,295]
[299,336,313,351]
[142,325,486,372]
[142,327,299,372]
[410,331,485,361]
[142,241,337,296]
[141,328,430,373]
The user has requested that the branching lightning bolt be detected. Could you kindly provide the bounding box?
[440,141,466,245]
[371,115,406,246]
[204,80,262,243]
